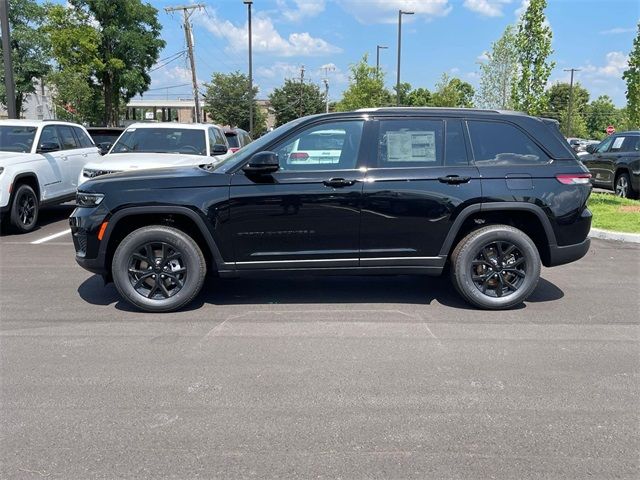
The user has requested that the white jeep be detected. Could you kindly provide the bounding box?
[0,120,101,233]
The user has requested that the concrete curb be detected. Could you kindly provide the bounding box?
[589,228,640,244]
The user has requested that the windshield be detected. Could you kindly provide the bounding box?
[0,126,37,153]
[111,127,206,155]
[211,118,308,173]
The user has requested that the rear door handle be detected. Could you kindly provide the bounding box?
[323,178,357,188]
[438,175,471,185]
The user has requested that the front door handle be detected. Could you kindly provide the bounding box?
[438,175,471,185]
[323,178,357,188]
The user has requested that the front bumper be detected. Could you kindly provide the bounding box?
[69,204,110,276]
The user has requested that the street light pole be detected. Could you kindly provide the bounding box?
[244,0,253,136]
[396,10,414,106]
[0,0,17,118]
[376,45,388,77]
[564,68,581,138]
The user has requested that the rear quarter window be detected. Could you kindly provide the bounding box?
[467,120,549,166]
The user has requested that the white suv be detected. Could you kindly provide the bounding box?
[0,120,100,232]
[78,123,232,185]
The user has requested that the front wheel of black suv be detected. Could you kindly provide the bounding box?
[112,226,206,312]
[450,225,541,310]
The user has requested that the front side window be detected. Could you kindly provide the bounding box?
[377,119,444,167]
[225,133,240,148]
[272,120,364,171]
[596,136,614,153]
[112,128,207,155]
[38,126,62,150]
[0,126,37,153]
[58,126,79,150]
[467,121,549,165]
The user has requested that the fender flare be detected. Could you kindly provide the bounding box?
[11,172,42,200]
[98,205,226,270]
[438,202,557,257]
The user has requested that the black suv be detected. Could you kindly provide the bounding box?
[70,108,592,312]
[581,131,640,198]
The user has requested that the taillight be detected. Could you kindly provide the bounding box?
[555,173,591,185]
[290,152,309,160]
[229,147,240,153]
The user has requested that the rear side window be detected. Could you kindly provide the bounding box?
[58,126,79,150]
[445,120,468,166]
[467,121,549,165]
[377,119,444,167]
[73,127,94,148]
[621,136,640,152]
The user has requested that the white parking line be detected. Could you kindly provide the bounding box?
[30,229,72,244]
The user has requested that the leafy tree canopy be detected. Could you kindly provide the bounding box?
[336,54,392,111]
[269,78,325,126]
[623,21,640,129]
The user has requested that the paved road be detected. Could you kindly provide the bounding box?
[1,208,639,479]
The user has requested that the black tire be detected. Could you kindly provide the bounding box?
[450,225,541,310]
[9,184,39,233]
[614,172,636,199]
[112,225,206,312]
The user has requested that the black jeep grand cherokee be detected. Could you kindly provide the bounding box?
[70,108,592,312]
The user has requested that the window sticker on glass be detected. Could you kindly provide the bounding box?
[387,131,436,162]
[612,137,625,149]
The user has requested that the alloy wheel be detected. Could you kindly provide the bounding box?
[17,191,37,228]
[127,242,187,300]
[615,176,628,197]
[471,241,527,298]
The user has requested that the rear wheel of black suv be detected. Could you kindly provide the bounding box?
[112,226,206,312]
[614,172,636,199]
[450,225,541,310]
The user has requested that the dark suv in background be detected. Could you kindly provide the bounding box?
[581,131,640,198]
[70,108,592,312]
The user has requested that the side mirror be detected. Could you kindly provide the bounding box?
[37,142,60,153]
[97,142,112,155]
[242,151,279,174]
[211,144,228,156]
[586,144,597,154]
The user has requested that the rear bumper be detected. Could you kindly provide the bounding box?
[547,237,590,267]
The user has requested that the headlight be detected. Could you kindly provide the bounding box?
[76,192,105,207]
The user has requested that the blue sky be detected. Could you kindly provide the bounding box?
[142,0,639,106]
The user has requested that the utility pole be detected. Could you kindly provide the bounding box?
[165,4,205,123]
[376,45,388,77]
[299,65,305,118]
[323,78,329,113]
[564,68,581,137]
[0,0,17,118]
[244,1,253,135]
[322,64,335,113]
[396,10,414,106]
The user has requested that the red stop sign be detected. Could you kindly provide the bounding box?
[606,125,615,135]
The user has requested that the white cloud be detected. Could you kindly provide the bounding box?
[515,0,528,19]
[477,51,490,62]
[582,51,630,78]
[340,0,452,24]
[277,0,326,22]
[463,0,512,17]
[196,10,341,57]
[599,27,635,35]
[256,62,301,80]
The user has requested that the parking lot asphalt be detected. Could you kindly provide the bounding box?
[1,206,639,479]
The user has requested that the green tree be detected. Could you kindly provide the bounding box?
[511,0,555,115]
[203,71,263,134]
[406,87,431,106]
[336,54,392,110]
[623,21,640,128]
[545,82,590,137]
[393,82,412,106]
[45,4,104,124]
[268,78,325,126]
[477,24,518,109]
[53,0,165,126]
[0,0,50,115]
[586,96,623,140]
[431,74,475,108]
